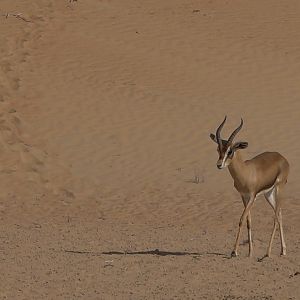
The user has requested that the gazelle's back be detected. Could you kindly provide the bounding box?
[246,152,289,189]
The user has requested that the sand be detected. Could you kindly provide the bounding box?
[0,0,299,299]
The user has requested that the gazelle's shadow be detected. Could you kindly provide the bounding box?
[64,249,229,258]
[102,249,227,257]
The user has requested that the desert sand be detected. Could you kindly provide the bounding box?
[0,0,299,299]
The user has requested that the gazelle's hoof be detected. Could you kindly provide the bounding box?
[231,251,238,257]
[280,251,287,256]
[257,254,268,262]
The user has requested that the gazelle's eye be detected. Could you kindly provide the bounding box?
[228,149,233,156]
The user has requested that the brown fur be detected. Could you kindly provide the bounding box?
[210,119,289,258]
[229,151,289,195]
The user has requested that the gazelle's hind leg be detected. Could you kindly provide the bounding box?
[265,186,278,257]
[264,184,286,257]
[278,208,286,255]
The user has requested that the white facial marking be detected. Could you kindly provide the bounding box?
[221,148,231,168]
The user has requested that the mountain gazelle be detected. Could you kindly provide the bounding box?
[210,117,289,258]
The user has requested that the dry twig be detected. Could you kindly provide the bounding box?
[1,12,31,23]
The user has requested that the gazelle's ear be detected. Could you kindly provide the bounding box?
[210,133,218,143]
[233,141,248,150]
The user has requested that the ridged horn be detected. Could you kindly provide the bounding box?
[216,116,227,149]
[227,118,243,144]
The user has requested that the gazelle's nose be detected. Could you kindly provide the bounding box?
[217,160,223,169]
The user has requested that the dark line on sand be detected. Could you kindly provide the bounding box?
[64,249,227,257]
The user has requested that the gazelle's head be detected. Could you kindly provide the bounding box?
[210,116,248,169]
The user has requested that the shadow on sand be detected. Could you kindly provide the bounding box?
[65,248,228,258]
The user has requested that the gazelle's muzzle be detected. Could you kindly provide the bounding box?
[217,160,224,169]
[217,153,230,169]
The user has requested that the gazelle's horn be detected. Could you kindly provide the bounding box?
[228,118,243,144]
[216,116,227,149]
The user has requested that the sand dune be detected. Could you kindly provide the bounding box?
[0,0,299,299]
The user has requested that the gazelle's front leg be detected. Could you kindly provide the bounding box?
[242,195,253,257]
[231,195,255,257]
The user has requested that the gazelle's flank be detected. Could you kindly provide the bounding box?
[210,117,289,258]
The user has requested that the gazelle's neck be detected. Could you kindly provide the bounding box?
[228,151,249,185]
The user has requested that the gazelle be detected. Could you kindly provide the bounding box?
[210,117,289,258]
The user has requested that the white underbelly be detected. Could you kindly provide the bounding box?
[257,184,275,197]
